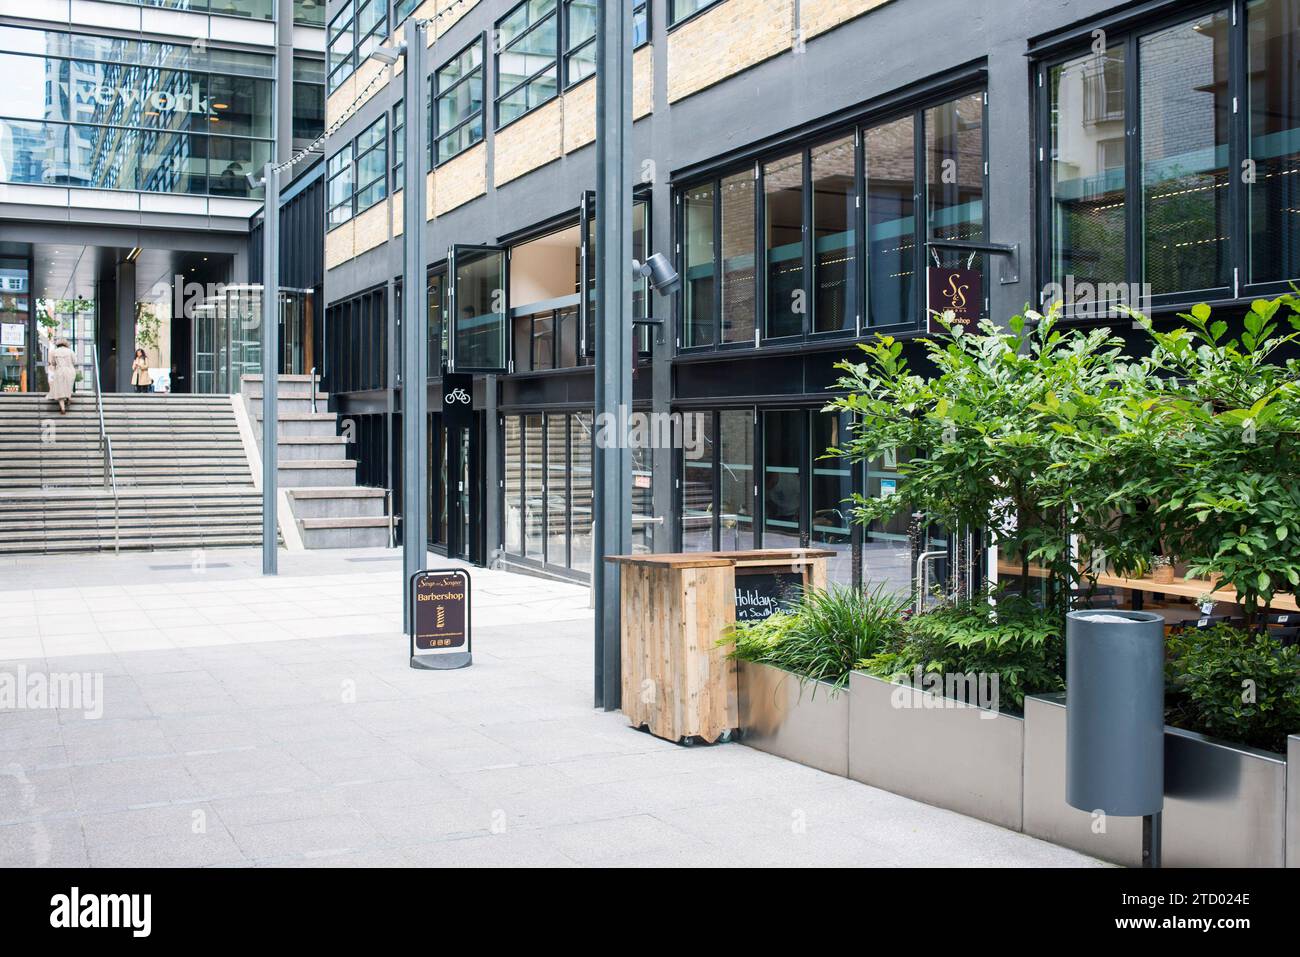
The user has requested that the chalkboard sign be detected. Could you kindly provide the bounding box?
[735,571,801,623]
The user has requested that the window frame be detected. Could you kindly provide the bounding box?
[327,2,356,94]
[353,113,389,215]
[326,142,354,230]
[494,0,560,130]
[674,88,988,355]
[668,0,720,28]
[1033,0,1298,315]
[434,34,488,166]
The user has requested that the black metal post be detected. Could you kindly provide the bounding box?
[261,162,279,576]
[402,18,429,635]
[593,1,633,710]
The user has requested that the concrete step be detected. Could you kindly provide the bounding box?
[298,517,391,549]
[277,460,360,488]
[275,436,348,461]
[287,487,388,519]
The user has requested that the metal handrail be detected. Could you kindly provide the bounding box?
[309,366,318,414]
[88,344,120,554]
[385,488,395,549]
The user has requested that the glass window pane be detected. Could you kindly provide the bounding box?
[683,183,716,347]
[863,452,912,595]
[505,416,523,554]
[1140,13,1232,294]
[812,411,854,585]
[866,115,916,326]
[681,412,715,551]
[570,413,594,571]
[926,93,985,305]
[718,411,754,551]
[1248,0,1300,284]
[764,153,804,338]
[812,135,858,333]
[1049,48,1127,300]
[720,171,756,343]
[763,410,803,549]
[454,247,507,369]
[524,414,545,559]
[546,414,569,566]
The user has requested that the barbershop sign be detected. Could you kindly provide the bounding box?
[926,266,982,334]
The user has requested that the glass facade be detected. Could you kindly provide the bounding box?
[0,260,32,394]
[1041,2,1300,305]
[502,410,648,577]
[680,92,986,349]
[0,25,273,198]
[293,57,326,143]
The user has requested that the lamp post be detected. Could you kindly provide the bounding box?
[593,2,633,710]
[399,18,428,635]
[260,162,280,576]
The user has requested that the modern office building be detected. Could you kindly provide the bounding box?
[0,0,328,396]
[315,0,1300,586]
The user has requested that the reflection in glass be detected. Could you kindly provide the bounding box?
[720,171,756,343]
[1141,14,1232,294]
[504,416,523,553]
[1050,48,1127,302]
[926,94,985,299]
[454,247,507,369]
[812,412,854,584]
[524,414,544,559]
[866,115,915,326]
[718,411,754,551]
[570,413,594,572]
[812,136,857,333]
[681,412,715,551]
[764,153,804,338]
[683,183,715,347]
[546,414,569,567]
[763,410,802,549]
[1248,0,1300,285]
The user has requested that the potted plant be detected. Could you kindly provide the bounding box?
[1151,554,1175,584]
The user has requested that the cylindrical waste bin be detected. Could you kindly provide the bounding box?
[1065,610,1165,817]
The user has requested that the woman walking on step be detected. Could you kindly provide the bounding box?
[44,333,77,415]
[131,349,152,394]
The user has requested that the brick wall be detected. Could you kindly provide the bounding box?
[435,142,487,214]
[325,221,355,271]
[668,0,795,103]
[494,99,564,186]
[800,0,893,40]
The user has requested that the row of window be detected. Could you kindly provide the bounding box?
[503,412,655,575]
[327,115,389,227]
[1042,0,1300,306]
[679,407,940,592]
[680,91,986,349]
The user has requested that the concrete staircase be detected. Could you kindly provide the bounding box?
[241,374,391,549]
[0,391,263,555]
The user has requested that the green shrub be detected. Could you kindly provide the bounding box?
[726,583,907,692]
[1165,625,1300,754]
[858,595,1065,712]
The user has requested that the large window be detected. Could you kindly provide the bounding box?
[434,37,486,165]
[1040,2,1300,308]
[327,145,354,228]
[354,115,388,213]
[495,0,560,128]
[328,3,356,94]
[293,57,325,143]
[0,25,274,198]
[679,94,984,351]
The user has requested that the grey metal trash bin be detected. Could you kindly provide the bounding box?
[1065,610,1165,817]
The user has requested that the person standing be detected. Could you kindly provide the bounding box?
[44,334,77,415]
[131,349,153,394]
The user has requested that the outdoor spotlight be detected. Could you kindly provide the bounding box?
[369,42,406,65]
[245,172,263,190]
[633,253,681,296]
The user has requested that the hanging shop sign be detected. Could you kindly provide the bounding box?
[441,373,474,430]
[410,568,472,670]
[927,267,982,334]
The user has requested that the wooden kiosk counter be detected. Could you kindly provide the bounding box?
[605,549,833,744]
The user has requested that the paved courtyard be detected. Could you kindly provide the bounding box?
[0,547,1103,867]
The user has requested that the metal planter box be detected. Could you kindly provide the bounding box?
[737,661,850,777]
[1023,693,1143,866]
[1024,693,1293,867]
[847,671,1024,832]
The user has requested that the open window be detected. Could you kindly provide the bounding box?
[448,244,508,372]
